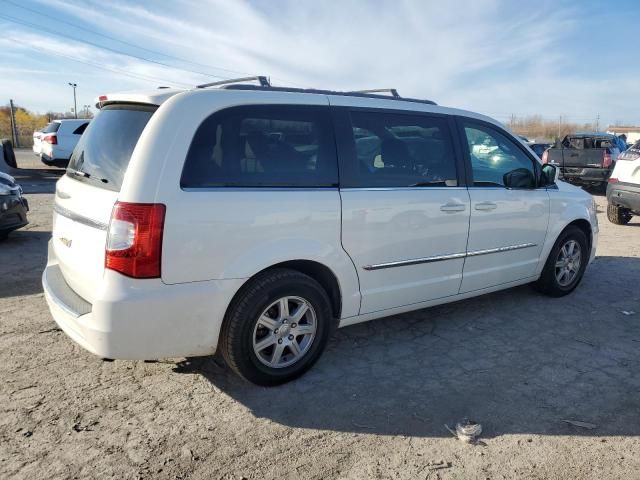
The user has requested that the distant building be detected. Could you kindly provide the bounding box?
[606,126,640,145]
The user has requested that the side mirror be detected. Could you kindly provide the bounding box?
[541,164,559,186]
[503,168,535,189]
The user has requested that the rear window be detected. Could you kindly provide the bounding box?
[42,122,60,133]
[181,105,338,188]
[619,140,640,160]
[67,105,156,191]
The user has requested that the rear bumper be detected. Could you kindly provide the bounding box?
[42,241,245,360]
[607,181,640,213]
[559,167,611,184]
[40,153,69,168]
[0,194,29,234]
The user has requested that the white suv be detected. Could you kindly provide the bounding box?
[38,119,90,167]
[43,79,598,385]
[606,140,640,224]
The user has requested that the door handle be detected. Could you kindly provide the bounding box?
[475,202,497,211]
[440,203,467,212]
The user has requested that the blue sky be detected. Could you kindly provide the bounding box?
[0,0,638,127]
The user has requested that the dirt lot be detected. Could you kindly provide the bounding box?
[2,150,640,479]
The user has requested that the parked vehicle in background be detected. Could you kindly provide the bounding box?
[32,128,44,155]
[607,140,640,224]
[529,142,552,159]
[542,132,622,190]
[39,119,90,168]
[0,172,29,240]
[42,80,598,385]
[1,139,17,169]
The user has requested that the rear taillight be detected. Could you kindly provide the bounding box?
[608,177,619,184]
[603,150,613,168]
[43,134,57,145]
[541,150,549,164]
[105,202,166,278]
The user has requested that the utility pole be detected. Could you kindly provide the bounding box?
[83,104,90,118]
[595,114,600,132]
[9,99,19,148]
[558,115,562,139]
[68,82,78,118]
[510,113,515,130]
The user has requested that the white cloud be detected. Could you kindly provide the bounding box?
[2,0,639,125]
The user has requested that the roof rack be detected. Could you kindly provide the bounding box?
[353,88,400,98]
[193,76,436,105]
[222,84,437,106]
[196,76,271,89]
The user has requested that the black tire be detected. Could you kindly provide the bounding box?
[1,139,17,168]
[534,226,589,297]
[0,230,8,241]
[220,268,333,386]
[607,203,632,225]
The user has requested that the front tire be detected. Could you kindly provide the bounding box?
[220,269,333,386]
[607,203,632,225]
[534,226,589,297]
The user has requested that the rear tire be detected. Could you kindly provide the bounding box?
[534,226,589,297]
[607,203,632,225]
[220,268,333,386]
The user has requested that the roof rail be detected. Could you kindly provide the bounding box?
[353,88,400,98]
[196,76,270,89]
[222,84,437,106]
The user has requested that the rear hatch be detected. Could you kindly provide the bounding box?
[612,141,640,182]
[52,104,156,302]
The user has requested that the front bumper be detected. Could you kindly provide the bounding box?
[560,167,611,184]
[42,241,244,360]
[0,194,29,234]
[607,181,640,213]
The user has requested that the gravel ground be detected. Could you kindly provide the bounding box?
[2,150,640,479]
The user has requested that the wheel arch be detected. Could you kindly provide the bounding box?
[566,218,593,251]
[226,259,343,322]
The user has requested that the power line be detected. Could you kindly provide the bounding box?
[0,12,228,81]
[4,37,192,87]
[2,0,256,79]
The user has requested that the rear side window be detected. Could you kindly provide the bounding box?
[343,111,458,188]
[72,122,89,135]
[67,104,156,191]
[181,105,338,188]
[42,122,60,133]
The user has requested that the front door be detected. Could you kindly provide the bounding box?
[337,108,470,314]
[459,120,550,293]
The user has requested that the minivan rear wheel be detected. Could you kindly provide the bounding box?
[533,226,589,297]
[220,268,333,386]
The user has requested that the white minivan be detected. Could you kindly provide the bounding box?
[43,79,598,385]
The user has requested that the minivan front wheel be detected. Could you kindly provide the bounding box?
[220,269,333,386]
[534,226,589,297]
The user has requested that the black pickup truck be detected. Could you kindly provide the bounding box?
[543,133,623,189]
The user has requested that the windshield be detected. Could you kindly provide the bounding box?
[67,104,156,191]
